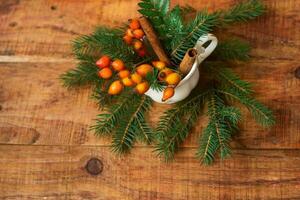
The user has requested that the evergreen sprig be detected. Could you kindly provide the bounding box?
[217,87,275,127]
[91,92,134,136]
[207,65,253,95]
[221,0,266,25]
[60,55,100,88]
[155,91,208,161]
[170,11,220,65]
[138,0,170,40]
[73,26,140,67]
[196,91,241,164]
[212,39,251,61]
[112,95,153,153]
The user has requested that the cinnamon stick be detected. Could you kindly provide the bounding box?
[179,48,197,75]
[139,16,171,65]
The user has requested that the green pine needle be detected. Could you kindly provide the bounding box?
[60,57,100,88]
[170,11,220,65]
[197,91,241,165]
[145,68,164,92]
[221,0,266,25]
[212,38,251,61]
[112,95,153,153]
[73,26,140,67]
[155,91,208,161]
[206,65,253,95]
[163,5,185,52]
[90,92,134,136]
[138,0,170,40]
[217,87,275,127]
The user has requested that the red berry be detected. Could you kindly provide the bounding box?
[138,48,147,57]
[129,19,141,30]
[96,55,111,69]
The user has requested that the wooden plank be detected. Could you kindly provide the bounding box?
[0,61,299,148]
[0,0,299,59]
[0,145,300,199]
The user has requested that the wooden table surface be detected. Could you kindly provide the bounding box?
[0,0,299,199]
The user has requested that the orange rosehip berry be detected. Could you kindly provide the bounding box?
[122,77,135,87]
[123,34,133,45]
[108,80,123,95]
[118,70,130,79]
[158,68,173,81]
[152,61,166,71]
[133,29,145,39]
[137,48,147,57]
[133,40,143,51]
[131,73,143,84]
[112,59,125,71]
[165,73,181,86]
[136,64,153,77]
[129,19,141,30]
[98,68,113,79]
[126,28,134,38]
[162,87,175,102]
[135,81,150,94]
[96,55,111,69]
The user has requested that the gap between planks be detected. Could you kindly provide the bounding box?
[1,143,300,151]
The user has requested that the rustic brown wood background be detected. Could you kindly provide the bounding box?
[0,0,299,199]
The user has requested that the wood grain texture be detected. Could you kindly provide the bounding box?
[1,145,300,200]
[0,0,299,59]
[0,0,300,199]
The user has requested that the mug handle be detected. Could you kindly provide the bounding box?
[195,34,218,63]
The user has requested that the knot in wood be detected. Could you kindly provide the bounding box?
[295,67,300,79]
[85,158,103,176]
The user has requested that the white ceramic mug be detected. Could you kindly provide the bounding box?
[145,34,218,104]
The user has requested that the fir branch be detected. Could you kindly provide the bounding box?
[135,96,154,144]
[60,60,100,88]
[91,92,134,136]
[145,68,164,92]
[112,95,153,153]
[138,0,170,39]
[73,26,139,67]
[197,121,219,164]
[206,65,253,95]
[212,38,251,61]
[73,27,121,57]
[197,91,241,164]
[217,87,275,127]
[136,117,153,144]
[170,11,220,65]
[155,91,208,161]
[91,82,114,108]
[163,5,185,52]
[220,106,242,126]
[221,0,266,25]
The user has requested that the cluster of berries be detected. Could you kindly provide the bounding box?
[123,19,146,57]
[96,55,182,101]
[96,55,151,95]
